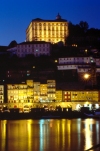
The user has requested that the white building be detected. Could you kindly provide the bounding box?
[58,57,92,64]
[17,41,51,57]
[7,41,51,58]
[57,57,100,73]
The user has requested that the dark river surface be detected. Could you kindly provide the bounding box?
[0,118,100,151]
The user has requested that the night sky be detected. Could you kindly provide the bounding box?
[0,0,100,46]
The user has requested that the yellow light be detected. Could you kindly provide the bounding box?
[85,49,88,53]
[84,73,90,79]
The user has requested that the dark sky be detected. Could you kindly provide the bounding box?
[0,0,100,46]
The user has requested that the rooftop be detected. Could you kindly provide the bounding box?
[18,41,51,45]
[32,14,67,22]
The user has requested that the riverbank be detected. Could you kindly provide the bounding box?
[0,110,95,120]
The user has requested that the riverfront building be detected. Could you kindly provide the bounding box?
[0,85,4,103]
[0,79,100,110]
[7,80,56,104]
[26,13,69,44]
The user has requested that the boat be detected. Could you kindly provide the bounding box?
[84,109,100,118]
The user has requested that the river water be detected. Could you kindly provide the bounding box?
[0,118,100,151]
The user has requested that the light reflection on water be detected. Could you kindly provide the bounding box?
[0,119,100,151]
[82,119,94,150]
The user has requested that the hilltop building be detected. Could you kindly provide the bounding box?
[26,13,69,44]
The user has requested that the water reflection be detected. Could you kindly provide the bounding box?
[83,119,93,150]
[0,119,100,151]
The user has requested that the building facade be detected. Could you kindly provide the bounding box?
[7,80,56,104]
[0,85,4,103]
[57,56,100,76]
[17,41,51,57]
[26,14,69,44]
[7,41,51,57]
[63,91,99,102]
[0,80,100,110]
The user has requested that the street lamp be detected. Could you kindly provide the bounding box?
[84,73,90,80]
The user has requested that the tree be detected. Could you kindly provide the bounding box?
[79,21,89,33]
[8,40,17,48]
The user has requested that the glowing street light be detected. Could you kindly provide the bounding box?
[84,73,90,80]
[83,73,91,88]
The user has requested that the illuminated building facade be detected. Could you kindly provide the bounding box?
[7,80,56,104]
[56,90,62,102]
[7,83,28,103]
[40,84,48,102]
[26,80,34,103]
[0,85,4,103]
[16,41,51,57]
[0,79,100,110]
[34,82,40,102]
[7,80,99,104]
[63,91,99,102]
[47,80,56,101]
[26,13,69,44]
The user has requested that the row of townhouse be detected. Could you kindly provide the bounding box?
[0,80,56,104]
[0,80,100,109]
